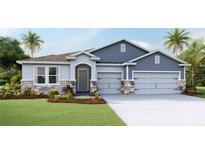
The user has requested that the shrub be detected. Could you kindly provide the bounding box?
[0,83,21,97]
[184,86,196,95]
[54,95,69,100]
[22,88,32,96]
[62,84,74,95]
[39,92,45,96]
[66,91,74,99]
[93,91,100,101]
[48,89,59,98]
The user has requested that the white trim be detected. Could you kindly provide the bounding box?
[90,57,101,61]
[96,63,123,66]
[17,61,70,65]
[179,64,191,66]
[128,50,187,64]
[126,65,129,80]
[21,79,33,82]
[90,39,150,53]
[97,71,124,80]
[74,62,92,67]
[70,51,97,57]
[184,67,186,80]
[131,71,181,80]
[65,56,76,60]
[33,65,60,86]
[122,62,137,66]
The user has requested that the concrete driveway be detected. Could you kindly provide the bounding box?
[103,94,205,126]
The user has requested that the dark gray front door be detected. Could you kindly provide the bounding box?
[78,69,89,92]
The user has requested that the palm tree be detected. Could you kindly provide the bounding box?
[179,39,205,88]
[164,28,190,56]
[21,31,44,58]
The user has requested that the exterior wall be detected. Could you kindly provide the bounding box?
[129,52,185,79]
[92,40,148,63]
[96,65,125,79]
[21,64,70,94]
[22,65,34,80]
[69,54,96,81]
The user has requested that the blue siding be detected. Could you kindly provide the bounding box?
[129,52,185,79]
[92,40,148,63]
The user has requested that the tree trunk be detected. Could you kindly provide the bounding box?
[31,49,34,58]
[191,68,196,89]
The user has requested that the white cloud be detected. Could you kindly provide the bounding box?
[188,28,205,40]
[39,29,103,56]
[131,40,161,51]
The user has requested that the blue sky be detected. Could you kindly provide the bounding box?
[0,28,205,57]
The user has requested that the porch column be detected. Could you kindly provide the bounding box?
[126,65,129,80]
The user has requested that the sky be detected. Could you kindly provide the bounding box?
[0,28,205,57]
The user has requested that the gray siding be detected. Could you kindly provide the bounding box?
[129,52,185,79]
[92,41,148,63]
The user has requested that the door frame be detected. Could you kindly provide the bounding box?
[76,64,91,92]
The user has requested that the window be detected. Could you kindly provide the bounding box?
[36,67,45,84]
[155,55,160,64]
[35,66,59,85]
[49,67,59,84]
[120,44,126,52]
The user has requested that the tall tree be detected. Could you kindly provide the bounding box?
[164,28,191,56]
[179,39,205,88]
[21,31,44,58]
[0,37,29,69]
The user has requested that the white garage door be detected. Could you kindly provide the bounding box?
[133,72,179,94]
[97,72,122,94]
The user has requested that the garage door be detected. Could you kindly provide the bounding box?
[97,72,122,94]
[133,72,179,94]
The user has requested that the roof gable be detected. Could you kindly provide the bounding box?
[90,39,150,54]
[128,50,187,64]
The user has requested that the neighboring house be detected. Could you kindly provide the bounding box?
[17,39,189,95]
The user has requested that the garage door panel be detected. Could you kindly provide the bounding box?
[134,73,178,79]
[157,83,177,88]
[133,72,179,94]
[97,72,121,94]
[134,83,156,89]
[134,78,177,84]
[135,89,178,94]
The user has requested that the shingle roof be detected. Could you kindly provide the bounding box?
[22,49,94,62]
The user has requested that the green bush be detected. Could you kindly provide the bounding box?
[48,89,59,98]
[93,91,100,101]
[66,91,74,99]
[0,83,21,97]
[54,95,69,100]
[22,88,32,96]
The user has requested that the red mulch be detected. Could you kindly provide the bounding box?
[0,95,48,100]
[47,98,106,104]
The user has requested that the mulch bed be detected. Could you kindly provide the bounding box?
[47,98,106,104]
[0,95,48,100]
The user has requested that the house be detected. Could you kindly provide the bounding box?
[17,39,188,95]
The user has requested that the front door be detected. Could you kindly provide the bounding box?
[77,69,89,92]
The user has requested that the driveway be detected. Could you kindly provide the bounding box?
[103,94,205,126]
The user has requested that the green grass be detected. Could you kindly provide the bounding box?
[0,99,125,126]
[196,86,205,99]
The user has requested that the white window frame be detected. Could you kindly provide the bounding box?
[35,67,46,85]
[34,65,60,85]
[48,67,60,85]
[155,55,160,64]
[120,44,126,52]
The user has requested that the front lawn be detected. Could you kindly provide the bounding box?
[196,86,205,99]
[0,99,125,126]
